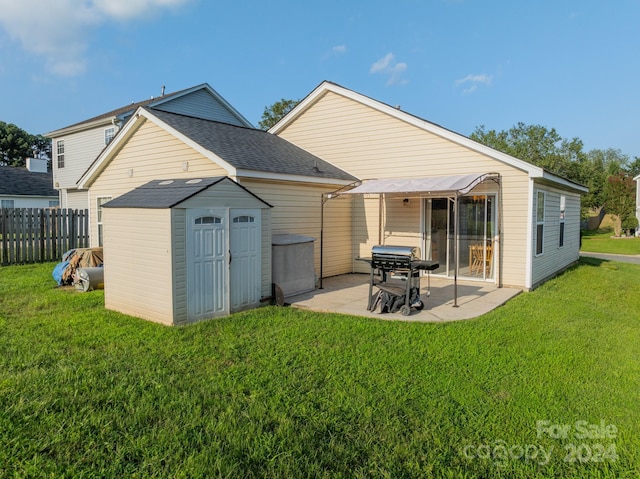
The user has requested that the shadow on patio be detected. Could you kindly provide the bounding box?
[286,274,522,322]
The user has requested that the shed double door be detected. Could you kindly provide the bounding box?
[187,208,261,321]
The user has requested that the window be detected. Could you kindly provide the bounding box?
[233,215,255,223]
[536,191,545,256]
[48,200,60,208]
[104,127,116,145]
[1,199,15,208]
[97,197,111,246]
[56,140,65,168]
[194,216,221,225]
[559,195,566,248]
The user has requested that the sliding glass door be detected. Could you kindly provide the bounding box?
[424,195,496,280]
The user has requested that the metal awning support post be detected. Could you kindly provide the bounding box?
[453,193,459,308]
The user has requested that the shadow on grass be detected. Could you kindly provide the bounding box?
[578,256,607,267]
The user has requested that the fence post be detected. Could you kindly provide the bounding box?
[1,209,7,266]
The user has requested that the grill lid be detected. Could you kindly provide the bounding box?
[371,245,421,258]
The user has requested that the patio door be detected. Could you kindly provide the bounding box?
[424,195,496,280]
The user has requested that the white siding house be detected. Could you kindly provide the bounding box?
[0,159,59,209]
[46,83,253,210]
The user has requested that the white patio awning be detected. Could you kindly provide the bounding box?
[340,173,499,196]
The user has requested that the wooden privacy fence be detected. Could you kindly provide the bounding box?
[0,208,89,266]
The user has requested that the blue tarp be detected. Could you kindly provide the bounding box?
[52,260,70,286]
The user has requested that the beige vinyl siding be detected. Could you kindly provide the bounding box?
[239,179,352,278]
[277,91,530,287]
[88,119,228,246]
[531,185,581,287]
[103,208,175,325]
[62,189,89,210]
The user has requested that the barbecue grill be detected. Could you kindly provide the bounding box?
[358,245,439,316]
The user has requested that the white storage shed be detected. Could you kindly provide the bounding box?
[102,176,272,325]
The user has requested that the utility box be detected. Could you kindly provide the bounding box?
[272,234,316,297]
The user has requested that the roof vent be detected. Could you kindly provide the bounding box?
[186,179,203,184]
[158,180,174,186]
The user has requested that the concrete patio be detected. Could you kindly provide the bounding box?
[286,274,522,322]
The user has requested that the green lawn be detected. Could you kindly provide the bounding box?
[581,227,640,255]
[1,260,639,478]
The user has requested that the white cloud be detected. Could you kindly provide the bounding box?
[332,45,347,55]
[455,73,493,94]
[0,0,190,76]
[370,52,408,86]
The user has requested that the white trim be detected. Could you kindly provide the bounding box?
[559,194,566,248]
[272,81,588,194]
[104,126,116,146]
[525,178,534,289]
[535,190,546,257]
[96,195,112,247]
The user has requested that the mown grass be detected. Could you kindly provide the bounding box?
[1,260,639,478]
[581,227,640,255]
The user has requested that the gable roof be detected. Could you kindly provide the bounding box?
[271,81,587,193]
[0,167,57,197]
[103,177,271,209]
[78,108,357,189]
[46,83,253,137]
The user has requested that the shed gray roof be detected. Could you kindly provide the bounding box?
[103,177,270,209]
[148,108,357,182]
[0,167,57,197]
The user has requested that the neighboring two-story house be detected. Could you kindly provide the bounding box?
[45,83,253,210]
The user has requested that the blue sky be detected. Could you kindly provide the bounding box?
[1,0,638,158]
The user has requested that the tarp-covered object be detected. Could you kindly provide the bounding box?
[52,248,104,286]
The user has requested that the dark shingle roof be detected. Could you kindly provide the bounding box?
[0,167,57,197]
[103,177,270,209]
[148,108,357,182]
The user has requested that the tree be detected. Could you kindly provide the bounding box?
[0,121,51,167]
[626,157,640,177]
[604,174,636,236]
[258,99,300,130]
[578,149,629,211]
[470,122,585,179]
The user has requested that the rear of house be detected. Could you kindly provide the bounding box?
[271,82,586,289]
